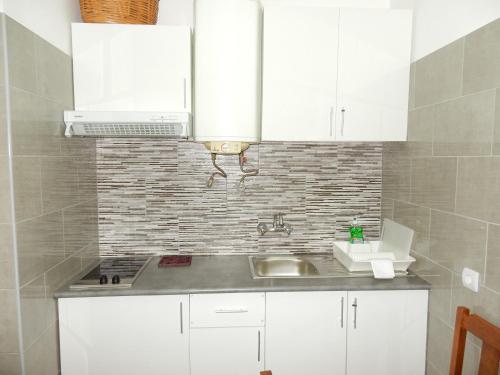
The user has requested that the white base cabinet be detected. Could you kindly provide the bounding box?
[58,290,427,375]
[265,292,347,375]
[59,295,189,375]
[190,327,265,375]
[346,290,428,375]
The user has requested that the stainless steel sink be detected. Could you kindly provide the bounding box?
[249,256,319,278]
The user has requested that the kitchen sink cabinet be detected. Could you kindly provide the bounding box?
[58,290,427,375]
[346,290,428,375]
[262,5,412,142]
[265,292,348,375]
[264,290,427,375]
[59,295,189,375]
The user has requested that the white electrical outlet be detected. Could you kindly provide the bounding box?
[462,267,480,292]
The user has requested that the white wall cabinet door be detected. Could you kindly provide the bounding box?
[336,9,412,141]
[346,290,428,375]
[190,327,265,375]
[72,23,191,112]
[59,295,189,375]
[262,5,340,141]
[265,291,348,375]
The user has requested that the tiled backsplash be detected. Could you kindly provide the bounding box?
[97,140,382,256]
[383,17,500,375]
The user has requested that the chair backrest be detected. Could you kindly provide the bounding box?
[450,306,500,375]
[260,371,272,375]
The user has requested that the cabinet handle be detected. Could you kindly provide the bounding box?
[214,308,249,314]
[257,330,261,362]
[180,302,184,334]
[340,296,344,328]
[329,107,334,137]
[183,78,187,109]
[341,108,346,136]
[352,298,358,329]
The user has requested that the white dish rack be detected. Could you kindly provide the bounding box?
[333,241,415,273]
[333,219,416,273]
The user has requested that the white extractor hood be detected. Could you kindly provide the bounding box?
[66,23,192,138]
[64,111,191,138]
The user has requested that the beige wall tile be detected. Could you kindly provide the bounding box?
[463,18,500,94]
[76,157,98,202]
[433,90,495,156]
[12,157,41,222]
[10,89,62,157]
[415,39,464,107]
[410,253,452,323]
[394,201,431,256]
[0,289,19,353]
[63,200,98,256]
[430,210,487,274]
[408,63,416,110]
[16,212,64,285]
[0,155,11,224]
[24,322,59,375]
[427,315,453,375]
[381,143,411,201]
[40,157,78,213]
[407,106,434,157]
[0,225,14,290]
[20,275,49,350]
[486,224,500,293]
[411,157,457,211]
[35,35,74,107]
[5,17,36,93]
[493,89,500,155]
[456,157,500,224]
[0,353,22,375]
[45,256,81,296]
[0,87,7,157]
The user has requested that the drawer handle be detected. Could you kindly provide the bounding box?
[214,308,249,314]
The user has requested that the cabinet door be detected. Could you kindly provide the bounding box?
[72,24,191,112]
[336,9,412,141]
[59,295,189,375]
[346,290,428,375]
[266,292,347,375]
[262,5,339,141]
[190,327,265,375]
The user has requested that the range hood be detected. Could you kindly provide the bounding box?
[64,111,191,138]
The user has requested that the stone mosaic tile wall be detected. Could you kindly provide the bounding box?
[97,140,382,256]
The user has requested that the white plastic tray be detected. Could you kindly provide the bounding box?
[333,241,415,273]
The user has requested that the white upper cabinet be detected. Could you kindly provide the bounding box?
[72,23,191,112]
[262,5,340,142]
[336,9,413,141]
[262,6,412,142]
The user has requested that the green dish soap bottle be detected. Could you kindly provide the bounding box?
[349,218,364,244]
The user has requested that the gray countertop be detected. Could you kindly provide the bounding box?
[54,255,430,298]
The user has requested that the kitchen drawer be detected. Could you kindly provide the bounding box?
[190,293,265,328]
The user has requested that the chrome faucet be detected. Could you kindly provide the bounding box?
[257,213,293,236]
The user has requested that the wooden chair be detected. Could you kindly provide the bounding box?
[450,306,500,375]
[260,372,272,375]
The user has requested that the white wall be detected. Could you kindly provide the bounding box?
[158,0,194,26]
[3,0,81,54]
[410,0,500,61]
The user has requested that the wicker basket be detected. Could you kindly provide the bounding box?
[79,0,159,25]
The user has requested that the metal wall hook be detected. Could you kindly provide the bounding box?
[207,153,227,188]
